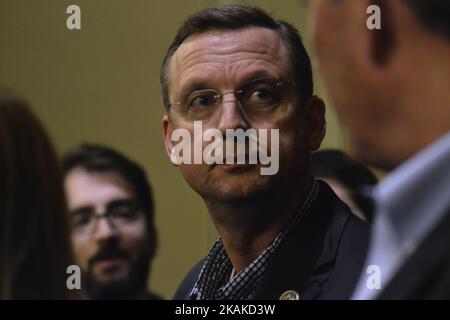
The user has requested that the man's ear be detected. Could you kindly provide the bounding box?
[304,96,326,151]
[162,114,177,166]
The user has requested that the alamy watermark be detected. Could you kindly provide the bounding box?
[65,4,381,31]
[366,265,382,290]
[66,5,81,30]
[66,264,81,290]
[170,121,279,175]
[367,5,381,30]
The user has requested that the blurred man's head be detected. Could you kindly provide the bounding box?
[161,5,326,216]
[63,144,157,299]
[309,0,450,170]
[0,90,75,299]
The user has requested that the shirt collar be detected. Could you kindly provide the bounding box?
[374,131,450,249]
[190,180,320,300]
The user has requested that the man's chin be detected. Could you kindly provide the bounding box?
[87,274,134,299]
[204,168,274,202]
[85,255,151,299]
[86,264,134,299]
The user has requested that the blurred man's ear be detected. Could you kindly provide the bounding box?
[162,115,177,166]
[304,95,326,151]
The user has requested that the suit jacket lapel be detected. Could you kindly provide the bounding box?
[253,181,346,299]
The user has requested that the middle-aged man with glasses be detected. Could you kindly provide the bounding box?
[161,5,369,300]
[63,143,161,300]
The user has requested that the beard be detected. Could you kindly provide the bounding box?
[84,240,150,300]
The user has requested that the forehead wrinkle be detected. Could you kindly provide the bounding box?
[176,30,289,70]
[176,57,284,93]
[170,29,290,93]
[174,49,283,84]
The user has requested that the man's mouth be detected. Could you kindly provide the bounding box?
[89,248,130,273]
[217,153,258,171]
[93,257,126,272]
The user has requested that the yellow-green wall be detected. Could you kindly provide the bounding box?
[0,0,345,298]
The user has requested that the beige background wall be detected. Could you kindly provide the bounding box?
[0,0,345,298]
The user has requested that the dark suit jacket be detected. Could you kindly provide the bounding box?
[174,180,369,300]
[378,209,450,299]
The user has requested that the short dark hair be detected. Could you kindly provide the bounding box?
[404,0,450,40]
[160,4,313,109]
[62,143,155,233]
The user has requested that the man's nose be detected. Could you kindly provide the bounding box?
[93,216,118,241]
[215,93,250,132]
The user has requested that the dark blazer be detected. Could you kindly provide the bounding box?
[174,180,369,300]
[378,209,450,299]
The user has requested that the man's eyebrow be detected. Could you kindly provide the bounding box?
[179,72,280,94]
[240,72,281,84]
[179,80,211,95]
[106,198,135,210]
[70,206,94,215]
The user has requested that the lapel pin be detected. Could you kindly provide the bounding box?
[279,290,300,300]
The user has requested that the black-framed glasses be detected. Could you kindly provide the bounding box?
[70,199,142,235]
[167,78,296,122]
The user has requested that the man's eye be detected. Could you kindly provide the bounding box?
[248,88,276,104]
[72,213,92,227]
[190,94,217,108]
[109,207,136,220]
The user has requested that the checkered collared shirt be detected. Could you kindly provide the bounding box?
[190,180,320,300]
